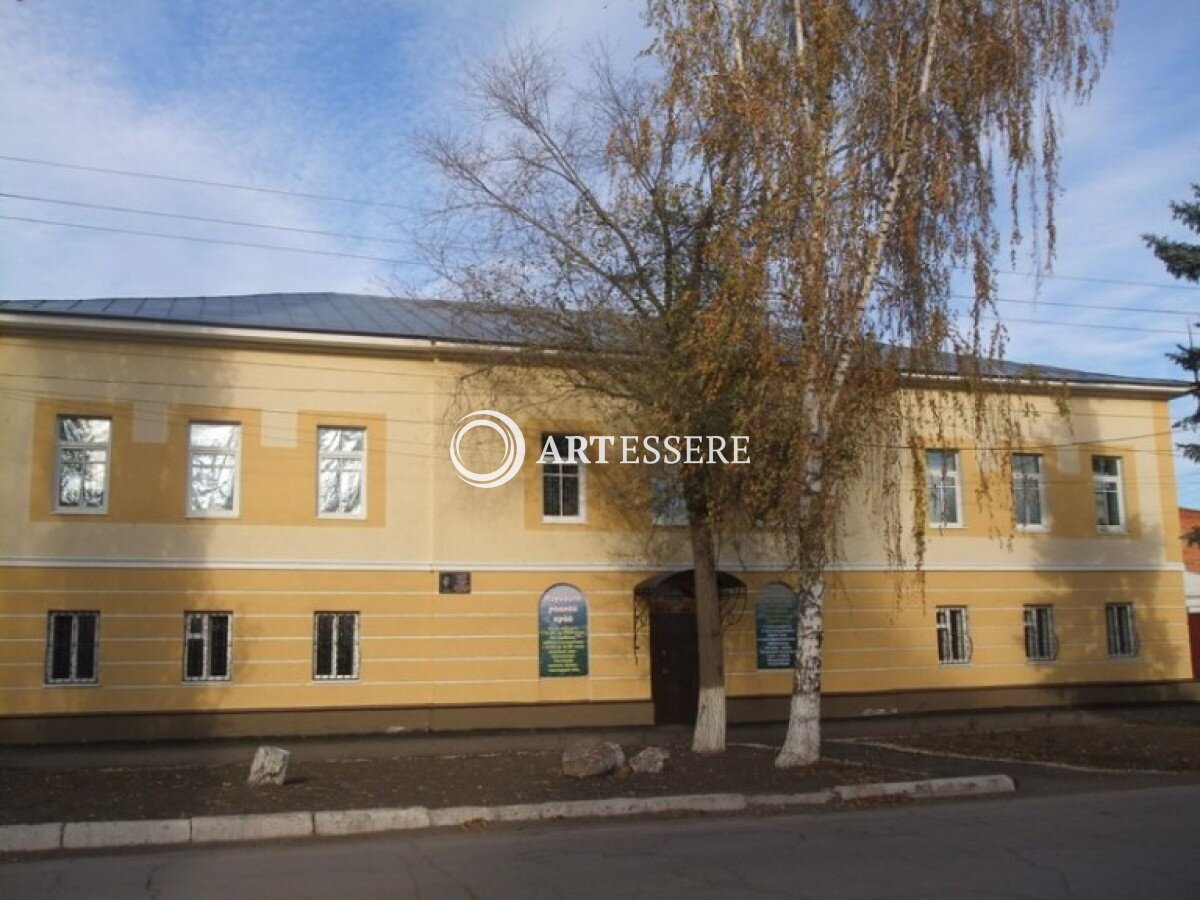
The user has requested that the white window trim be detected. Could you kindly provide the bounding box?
[186,421,242,519]
[927,449,965,529]
[936,606,972,665]
[1013,453,1050,532]
[316,426,368,520]
[541,436,587,524]
[182,612,233,683]
[1105,602,1138,659]
[1093,456,1127,534]
[53,416,111,515]
[1022,604,1058,663]
[313,612,360,681]
[45,611,99,686]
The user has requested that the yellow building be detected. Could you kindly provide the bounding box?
[0,293,1196,743]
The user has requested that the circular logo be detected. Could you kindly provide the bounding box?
[449,409,526,488]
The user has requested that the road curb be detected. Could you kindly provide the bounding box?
[0,774,1015,855]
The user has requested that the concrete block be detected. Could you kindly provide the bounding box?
[191,812,312,843]
[62,819,189,850]
[247,746,290,786]
[0,822,63,853]
[314,807,431,836]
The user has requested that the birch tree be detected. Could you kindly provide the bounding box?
[422,0,1114,761]
[641,0,1114,766]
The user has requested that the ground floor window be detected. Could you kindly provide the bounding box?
[46,611,99,684]
[1023,605,1057,661]
[183,612,232,681]
[314,612,359,679]
[936,606,971,664]
[1105,603,1137,658]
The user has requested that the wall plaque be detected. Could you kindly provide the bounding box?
[756,582,798,670]
[538,584,588,677]
[439,571,471,594]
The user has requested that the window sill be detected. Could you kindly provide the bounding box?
[1016,524,1050,533]
[929,522,966,530]
[1096,527,1128,536]
[937,660,972,667]
[313,676,360,682]
[542,516,587,525]
[44,680,99,688]
[186,511,241,520]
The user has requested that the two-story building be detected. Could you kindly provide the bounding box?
[1,293,1196,743]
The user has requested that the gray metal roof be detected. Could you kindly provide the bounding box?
[0,292,1189,391]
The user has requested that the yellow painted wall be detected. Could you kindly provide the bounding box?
[0,331,1193,721]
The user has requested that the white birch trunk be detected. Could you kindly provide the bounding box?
[690,507,727,755]
[775,577,824,767]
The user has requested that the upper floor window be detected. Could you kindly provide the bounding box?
[1012,453,1047,529]
[542,433,585,522]
[317,427,366,518]
[936,606,971,664]
[1105,602,1137,658]
[46,611,99,684]
[926,449,962,527]
[1023,604,1057,662]
[55,416,111,513]
[188,422,241,517]
[1092,456,1125,532]
[650,472,688,526]
[314,612,359,680]
[183,612,232,682]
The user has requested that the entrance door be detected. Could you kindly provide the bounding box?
[649,610,699,725]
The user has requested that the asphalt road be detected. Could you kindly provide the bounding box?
[3,784,1199,899]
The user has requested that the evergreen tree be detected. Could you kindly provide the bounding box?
[1145,184,1200,542]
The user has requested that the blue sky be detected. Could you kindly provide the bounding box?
[1,1,1198,501]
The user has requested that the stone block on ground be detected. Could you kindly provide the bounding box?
[629,746,670,775]
[247,746,290,786]
[562,740,625,778]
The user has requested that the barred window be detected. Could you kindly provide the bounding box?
[46,611,99,684]
[936,606,971,664]
[55,416,111,513]
[1012,453,1047,529]
[926,450,962,527]
[1105,603,1137,658]
[314,612,359,679]
[317,427,366,517]
[1023,605,1057,661]
[183,612,232,682]
[188,422,241,516]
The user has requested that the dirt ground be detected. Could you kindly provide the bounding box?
[891,722,1200,772]
[0,743,904,825]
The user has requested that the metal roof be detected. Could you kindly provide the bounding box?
[0,292,1189,391]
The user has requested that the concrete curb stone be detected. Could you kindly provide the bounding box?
[0,774,1015,854]
[0,823,64,853]
[61,819,190,850]
[191,812,313,843]
[314,807,431,836]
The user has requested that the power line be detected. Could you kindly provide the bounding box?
[959,265,1200,293]
[2,152,1196,294]
[955,310,1187,337]
[951,293,1198,318]
[0,214,423,266]
[0,191,413,244]
[0,153,428,212]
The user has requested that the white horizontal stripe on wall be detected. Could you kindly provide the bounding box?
[0,556,1184,573]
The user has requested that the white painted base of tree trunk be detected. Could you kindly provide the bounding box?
[691,686,727,755]
[775,691,820,768]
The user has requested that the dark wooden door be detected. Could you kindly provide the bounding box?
[650,611,699,725]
